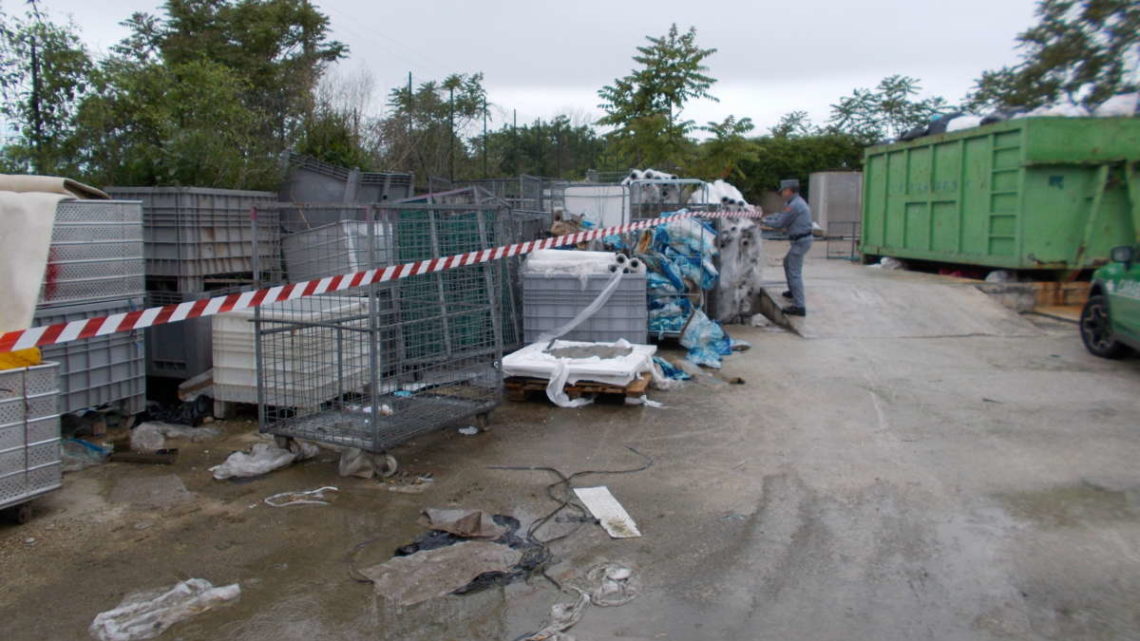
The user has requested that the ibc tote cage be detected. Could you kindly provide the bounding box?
[248,199,508,453]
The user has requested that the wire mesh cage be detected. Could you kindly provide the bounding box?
[250,200,508,453]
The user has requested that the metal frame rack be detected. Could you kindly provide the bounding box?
[250,197,508,453]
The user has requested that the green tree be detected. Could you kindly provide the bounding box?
[828,75,949,143]
[380,73,486,184]
[966,0,1139,110]
[598,24,717,168]
[74,57,277,188]
[769,111,818,139]
[736,133,864,202]
[0,7,92,174]
[483,115,605,179]
[689,115,756,180]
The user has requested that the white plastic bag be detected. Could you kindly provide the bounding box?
[89,578,240,641]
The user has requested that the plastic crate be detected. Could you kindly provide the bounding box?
[39,200,145,307]
[104,187,279,284]
[0,362,61,512]
[282,221,394,281]
[212,296,370,406]
[522,273,648,343]
[145,291,214,380]
[33,298,146,414]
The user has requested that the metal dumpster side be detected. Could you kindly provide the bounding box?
[860,117,1140,271]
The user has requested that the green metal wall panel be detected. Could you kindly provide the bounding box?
[861,117,1140,270]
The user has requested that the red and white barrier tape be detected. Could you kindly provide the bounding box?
[1,209,764,354]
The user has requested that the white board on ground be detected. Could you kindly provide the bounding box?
[574,486,641,538]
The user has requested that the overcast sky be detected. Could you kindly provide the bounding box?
[26,0,1039,134]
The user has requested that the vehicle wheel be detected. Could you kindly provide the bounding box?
[1080,295,1127,359]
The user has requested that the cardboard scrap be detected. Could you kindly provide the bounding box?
[573,486,641,538]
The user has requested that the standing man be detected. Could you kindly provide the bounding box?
[761,179,813,316]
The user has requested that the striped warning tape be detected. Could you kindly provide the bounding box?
[0,208,765,354]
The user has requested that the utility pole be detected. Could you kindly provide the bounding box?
[512,109,518,175]
[448,85,455,182]
[28,0,44,174]
[482,96,488,178]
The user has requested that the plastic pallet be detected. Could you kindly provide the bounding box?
[33,298,146,414]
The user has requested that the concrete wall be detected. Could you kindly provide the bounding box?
[809,171,862,235]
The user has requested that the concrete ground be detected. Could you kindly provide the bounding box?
[3,244,1140,641]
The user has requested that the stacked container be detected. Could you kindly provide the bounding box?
[0,362,62,519]
[33,200,146,414]
[104,187,278,380]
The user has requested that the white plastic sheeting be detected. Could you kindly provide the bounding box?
[209,441,319,480]
[502,339,657,408]
[89,579,240,641]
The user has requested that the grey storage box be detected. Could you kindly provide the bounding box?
[522,273,648,344]
[282,221,393,282]
[33,298,145,414]
[0,362,61,515]
[39,200,144,308]
[104,187,279,291]
[145,291,213,380]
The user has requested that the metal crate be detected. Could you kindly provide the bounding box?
[253,201,506,453]
[0,362,62,512]
[33,298,145,414]
[39,200,145,307]
[104,187,279,289]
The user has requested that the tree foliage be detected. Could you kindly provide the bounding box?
[966,0,1140,110]
[735,133,865,202]
[688,115,756,181]
[0,8,92,174]
[484,115,604,180]
[379,73,486,183]
[598,24,717,168]
[828,75,949,143]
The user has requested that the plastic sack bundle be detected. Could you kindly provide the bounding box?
[681,310,734,368]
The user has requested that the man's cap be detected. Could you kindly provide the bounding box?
[779,179,800,190]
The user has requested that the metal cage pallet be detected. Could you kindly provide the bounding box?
[253,199,508,454]
[39,200,144,308]
[33,298,145,415]
[0,362,62,513]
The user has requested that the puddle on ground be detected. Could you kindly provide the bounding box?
[547,344,634,359]
[998,481,1140,528]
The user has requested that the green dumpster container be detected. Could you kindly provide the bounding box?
[861,117,1140,271]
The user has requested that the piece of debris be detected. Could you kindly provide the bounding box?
[264,486,339,507]
[337,448,398,479]
[210,441,318,480]
[418,508,507,539]
[457,426,479,436]
[573,486,641,538]
[359,541,522,607]
[518,562,640,640]
[624,395,665,408]
[109,449,179,465]
[130,422,221,454]
[869,257,906,270]
[89,578,240,641]
[384,472,435,494]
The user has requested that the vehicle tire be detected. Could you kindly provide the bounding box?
[1080,295,1128,359]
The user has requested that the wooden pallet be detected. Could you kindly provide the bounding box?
[505,373,651,402]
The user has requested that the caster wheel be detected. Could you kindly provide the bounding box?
[475,413,491,429]
[5,503,32,524]
[274,436,294,450]
[379,454,398,478]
